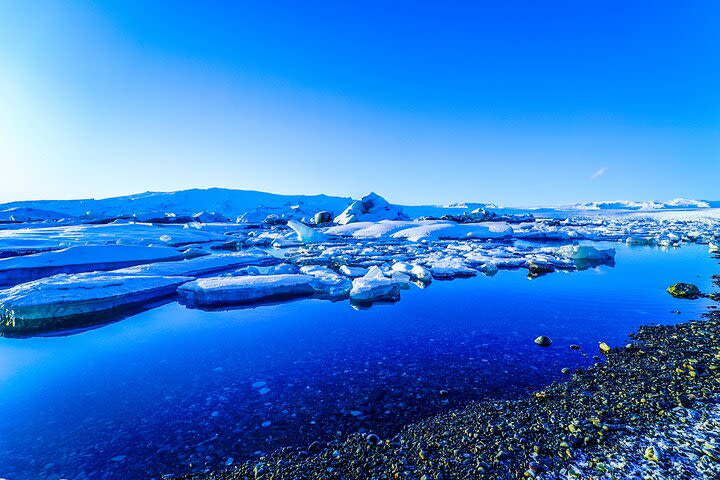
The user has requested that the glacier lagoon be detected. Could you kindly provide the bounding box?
[0,242,717,480]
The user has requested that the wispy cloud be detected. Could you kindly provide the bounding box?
[591,167,607,180]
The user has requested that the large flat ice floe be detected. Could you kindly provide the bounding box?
[0,273,190,335]
[178,274,316,307]
[0,245,184,286]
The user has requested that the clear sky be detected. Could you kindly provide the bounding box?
[0,1,718,206]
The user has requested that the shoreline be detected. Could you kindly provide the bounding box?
[184,278,720,479]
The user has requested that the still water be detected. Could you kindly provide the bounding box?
[0,243,717,480]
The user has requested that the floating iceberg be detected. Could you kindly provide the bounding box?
[0,273,190,336]
[286,220,328,243]
[178,274,315,307]
[0,245,184,286]
[349,266,401,304]
[334,193,409,225]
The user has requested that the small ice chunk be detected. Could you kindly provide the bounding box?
[299,265,352,300]
[349,266,401,304]
[391,262,432,282]
[338,265,368,278]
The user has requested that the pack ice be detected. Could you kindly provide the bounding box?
[0,188,718,336]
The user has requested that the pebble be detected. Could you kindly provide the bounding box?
[644,446,662,462]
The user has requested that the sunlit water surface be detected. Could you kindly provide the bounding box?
[0,242,717,480]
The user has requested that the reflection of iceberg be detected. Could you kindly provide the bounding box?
[555,245,615,270]
[0,273,190,337]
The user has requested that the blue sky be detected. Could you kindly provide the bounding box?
[0,1,717,206]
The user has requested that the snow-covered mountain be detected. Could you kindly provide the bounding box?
[572,198,711,211]
[0,188,354,223]
[0,188,716,225]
